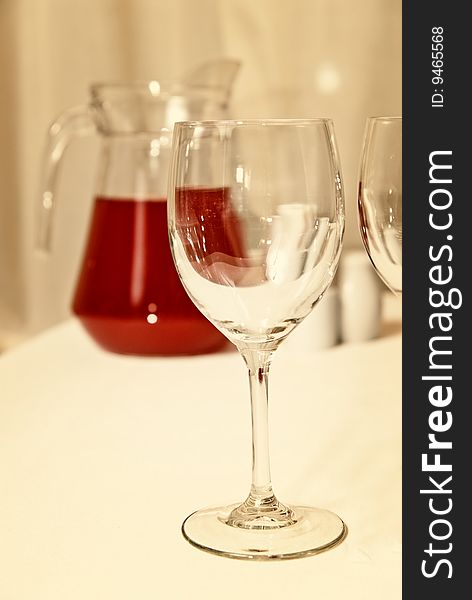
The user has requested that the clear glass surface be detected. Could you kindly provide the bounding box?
[168,119,346,559]
[358,117,402,293]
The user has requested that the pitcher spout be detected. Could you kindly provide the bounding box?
[183,58,240,97]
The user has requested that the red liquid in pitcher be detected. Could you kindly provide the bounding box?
[73,194,231,355]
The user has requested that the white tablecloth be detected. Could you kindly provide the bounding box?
[0,312,401,599]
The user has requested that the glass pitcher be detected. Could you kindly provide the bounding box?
[38,60,239,355]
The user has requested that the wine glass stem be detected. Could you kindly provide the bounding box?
[241,348,274,501]
[226,347,295,528]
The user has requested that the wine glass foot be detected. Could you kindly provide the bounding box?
[182,503,347,560]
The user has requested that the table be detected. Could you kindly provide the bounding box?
[0,308,401,599]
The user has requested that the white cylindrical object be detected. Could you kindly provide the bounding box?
[283,287,340,353]
[339,250,381,343]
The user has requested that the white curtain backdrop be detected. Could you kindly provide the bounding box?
[0,0,401,349]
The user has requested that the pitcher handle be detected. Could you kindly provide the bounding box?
[37,104,96,252]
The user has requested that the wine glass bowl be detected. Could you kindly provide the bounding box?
[168,119,346,559]
[358,117,402,293]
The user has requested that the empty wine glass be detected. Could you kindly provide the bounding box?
[358,117,402,293]
[168,119,346,559]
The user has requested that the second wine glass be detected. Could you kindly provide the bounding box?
[168,119,345,559]
[358,116,402,293]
